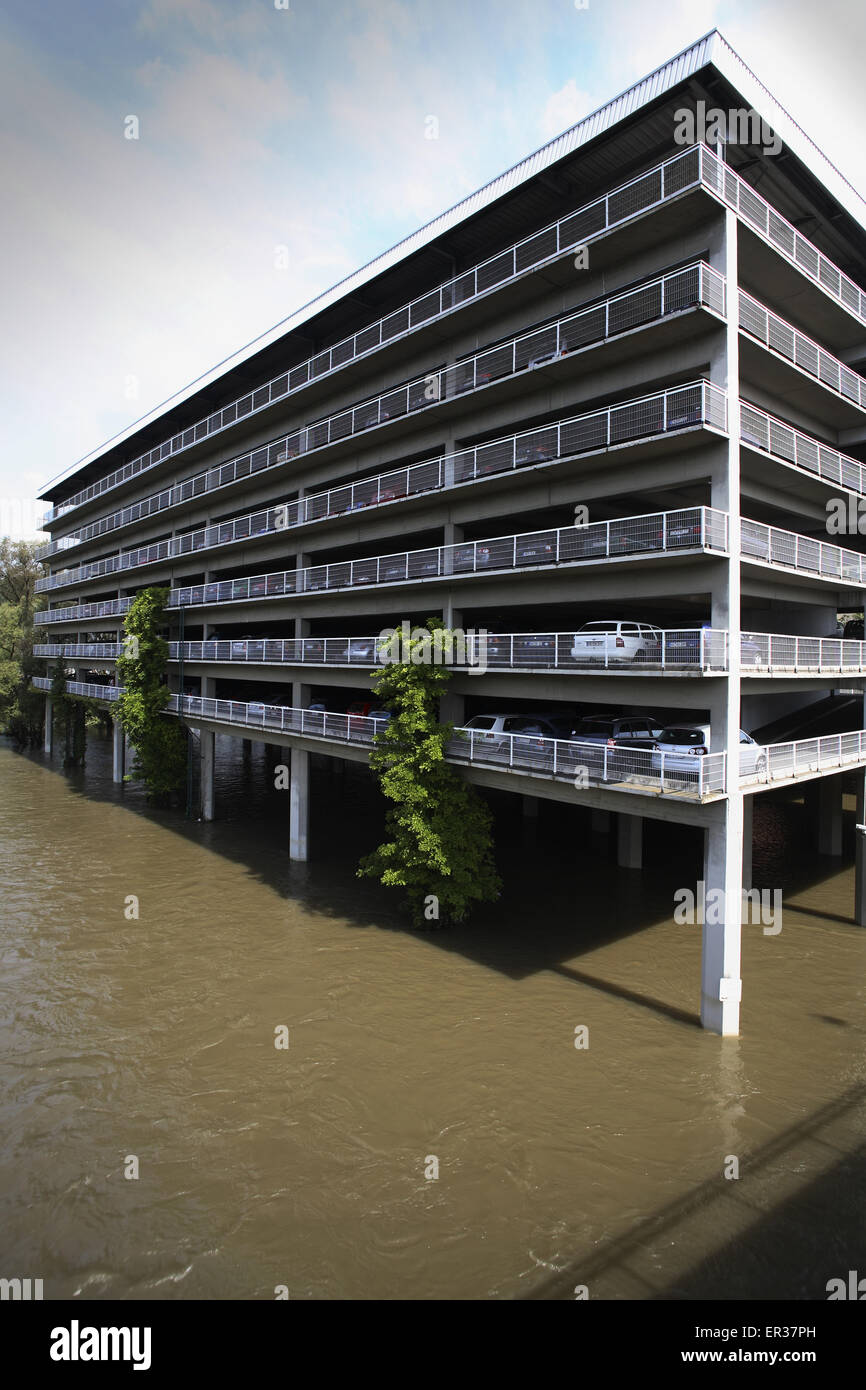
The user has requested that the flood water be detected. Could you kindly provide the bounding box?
[1,731,864,1300]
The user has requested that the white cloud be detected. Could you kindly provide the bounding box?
[539,79,593,141]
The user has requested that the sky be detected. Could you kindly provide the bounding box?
[2,0,865,539]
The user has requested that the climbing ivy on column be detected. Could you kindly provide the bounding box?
[116,587,187,803]
[358,619,501,926]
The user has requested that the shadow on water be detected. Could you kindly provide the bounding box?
[10,731,861,1033]
[520,1082,866,1300]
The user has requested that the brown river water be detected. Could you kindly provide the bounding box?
[1,733,864,1300]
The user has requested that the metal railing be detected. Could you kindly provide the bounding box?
[166,506,727,610]
[166,691,726,800]
[34,597,132,626]
[740,400,866,496]
[32,678,866,795]
[699,144,866,326]
[33,629,866,677]
[741,516,866,587]
[42,144,866,532]
[36,377,726,588]
[33,644,121,659]
[37,257,723,583]
[740,631,866,672]
[739,290,866,412]
[35,503,864,626]
[165,628,866,675]
[32,676,119,701]
[742,730,866,787]
[42,145,715,528]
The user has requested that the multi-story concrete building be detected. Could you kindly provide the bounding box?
[34,31,866,1035]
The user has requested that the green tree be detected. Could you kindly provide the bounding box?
[358,620,501,926]
[115,587,187,802]
[0,540,44,745]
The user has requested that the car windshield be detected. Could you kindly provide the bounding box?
[658,728,707,745]
[572,719,613,736]
[579,623,619,633]
[466,717,496,730]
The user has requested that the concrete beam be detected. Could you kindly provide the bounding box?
[855,770,866,927]
[112,719,125,784]
[201,730,215,821]
[702,798,744,1036]
[290,749,309,861]
[617,812,642,868]
[818,773,843,857]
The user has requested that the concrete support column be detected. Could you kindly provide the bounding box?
[742,794,753,890]
[112,719,125,783]
[855,768,866,926]
[293,614,311,715]
[702,203,744,1037]
[43,695,53,754]
[617,812,642,868]
[290,748,309,861]
[818,774,843,856]
[702,800,744,1036]
[201,730,215,821]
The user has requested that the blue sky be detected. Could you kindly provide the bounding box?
[1,0,864,538]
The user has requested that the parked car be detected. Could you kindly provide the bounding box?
[664,628,762,666]
[666,399,703,429]
[570,715,663,744]
[845,618,864,640]
[515,439,556,467]
[346,699,381,718]
[487,632,557,665]
[570,621,662,665]
[456,366,492,394]
[515,531,556,565]
[459,713,549,752]
[652,724,766,778]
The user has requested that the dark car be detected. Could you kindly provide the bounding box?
[487,632,557,666]
[515,531,557,565]
[666,399,703,429]
[515,440,556,467]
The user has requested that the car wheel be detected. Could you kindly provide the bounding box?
[634,648,645,662]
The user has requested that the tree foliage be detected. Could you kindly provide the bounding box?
[0,540,44,747]
[115,587,187,802]
[358,620,501,926]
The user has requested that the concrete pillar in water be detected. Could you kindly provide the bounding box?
[742,794,753,890]
[43,695,53,754]
[617,812,642,868]
[855,768,866,926]
[290,749,309,861]
[201,731,215,821]
[818,774,843,857]
[702,799,744,1036]
[700,204,744,1036]
[112,719,125,783]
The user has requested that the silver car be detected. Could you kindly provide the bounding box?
[570,621,663,665]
